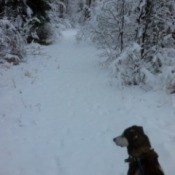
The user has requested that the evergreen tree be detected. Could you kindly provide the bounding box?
[2,0,53,45]
[0,0,56,64]
[25,0,52,45]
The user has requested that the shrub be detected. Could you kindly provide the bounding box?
[0,19,25,65]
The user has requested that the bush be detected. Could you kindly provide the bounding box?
[0,19,25,65]
[112,43,145,86]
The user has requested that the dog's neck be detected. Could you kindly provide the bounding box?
[128,145,152,158]
[125,147,157,163]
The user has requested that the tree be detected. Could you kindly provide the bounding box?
[25,0,53,45]
[0,0,57,64]
[2,0,53,45]
[134,0,175,74]
[85,0,137,61]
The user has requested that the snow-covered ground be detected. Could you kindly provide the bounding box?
[0,30,175,175]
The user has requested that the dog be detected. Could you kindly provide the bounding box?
[113,125,164,175]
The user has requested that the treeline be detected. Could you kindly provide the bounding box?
[0,0,93,64]
[1,0,175,91]
[79,0,175,92]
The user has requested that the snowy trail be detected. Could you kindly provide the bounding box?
[0,30,175,175]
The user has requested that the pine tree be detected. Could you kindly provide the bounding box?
[2,0,53,45]
[25,0,52,45]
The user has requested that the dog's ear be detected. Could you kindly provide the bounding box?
[132,125,144,134]
[137,126,144,134]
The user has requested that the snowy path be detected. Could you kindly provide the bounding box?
[0,30,175,175]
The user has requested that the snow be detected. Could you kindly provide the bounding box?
[0,29,175,175]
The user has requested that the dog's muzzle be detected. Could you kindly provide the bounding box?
[113,135,129,147]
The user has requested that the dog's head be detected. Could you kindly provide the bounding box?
[113,125,151,149]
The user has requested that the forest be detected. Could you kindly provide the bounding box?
[0,0,175,92]
[1,1,175,175]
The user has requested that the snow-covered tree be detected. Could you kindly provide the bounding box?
[2,0,54,45]
[79,0,175,90]
[81,0,138,62]
[0,0,58,63]
[135,0,174,68]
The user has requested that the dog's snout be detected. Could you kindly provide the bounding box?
[113,136,120,143]
[113,135,129,147]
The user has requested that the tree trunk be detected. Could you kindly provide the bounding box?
[140,0,152,58]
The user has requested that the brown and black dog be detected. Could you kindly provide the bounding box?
[113,125,164,175]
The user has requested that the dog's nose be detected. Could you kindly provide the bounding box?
[113,138,116,142]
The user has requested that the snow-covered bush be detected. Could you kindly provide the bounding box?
[0,19,24,64]
[67,0,94,26]
[112,43,145,86]
[158,48,175,93]
[26,21,55,45]
[48,0,71,32]
[112,45,175,91]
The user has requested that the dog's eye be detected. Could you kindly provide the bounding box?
[133,135,138,140]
